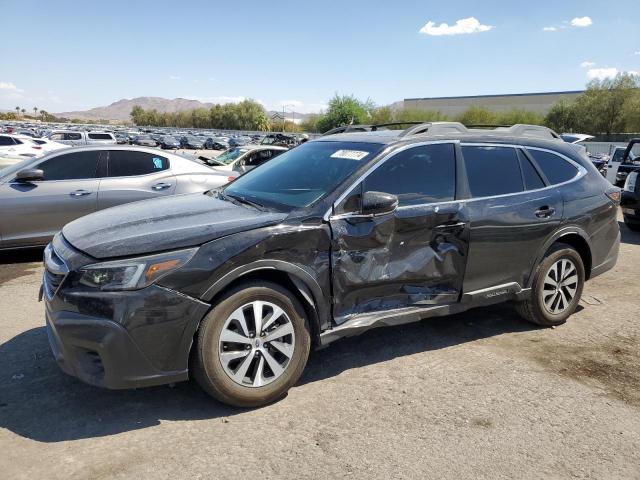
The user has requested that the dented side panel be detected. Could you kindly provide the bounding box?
[159,220,334,331]
[329,204,470,324]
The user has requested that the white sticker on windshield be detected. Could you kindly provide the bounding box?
[330,149,369,161]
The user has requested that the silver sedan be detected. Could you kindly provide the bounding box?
[0,145,229,249]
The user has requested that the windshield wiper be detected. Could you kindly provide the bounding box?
[222,192,265,210]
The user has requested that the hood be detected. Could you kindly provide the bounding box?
[62,192,288,259]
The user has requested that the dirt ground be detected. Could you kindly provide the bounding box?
[1,217,639,480]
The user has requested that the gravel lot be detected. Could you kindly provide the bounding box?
[1,215,639,480]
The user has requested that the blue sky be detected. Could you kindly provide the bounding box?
[1,0,638,113]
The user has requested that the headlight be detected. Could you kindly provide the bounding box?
[78,248,197,291]
[625,171,638,192]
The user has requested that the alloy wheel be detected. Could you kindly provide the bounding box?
[218,300,295,387]
[542,258,579,314]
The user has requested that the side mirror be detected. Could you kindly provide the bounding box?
[15,168,44,182]
[362,191,398,216]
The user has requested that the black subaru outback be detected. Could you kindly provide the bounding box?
[42,122,621,407]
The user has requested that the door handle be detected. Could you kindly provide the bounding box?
[434,221,466,230]
[535,206,556,218]
[69,189,91,197]
[151,182,172,191]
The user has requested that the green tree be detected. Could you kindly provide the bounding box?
[544,100,578,132]
[456,106,499,125]
[315,94,374,133]
[573,73,639,137]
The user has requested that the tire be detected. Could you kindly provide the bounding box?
[192,281,311,407]
[515,243,585,327]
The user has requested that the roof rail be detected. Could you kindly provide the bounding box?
[398,121,468,138]
[322,121,561,141]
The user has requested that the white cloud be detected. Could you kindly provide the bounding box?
[169,75,181,80]
[634,51,640,56]
[542,26,557,31]
[580,61,596,68]
[419,17,494,36]
[571,16,593,27]
[0,81,19,90]
[587,67,618,80]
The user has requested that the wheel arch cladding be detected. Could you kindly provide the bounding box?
[553,233,592,279]
[201,267,323,346]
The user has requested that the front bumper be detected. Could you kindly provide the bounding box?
[43,239,211,389]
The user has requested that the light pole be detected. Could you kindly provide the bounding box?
[281,104,296,133]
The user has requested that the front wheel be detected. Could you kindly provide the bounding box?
[193,281,310,407]
[516,243,585,327]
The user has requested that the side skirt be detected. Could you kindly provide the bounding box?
[319,282,531,346]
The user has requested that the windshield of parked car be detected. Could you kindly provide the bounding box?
[163,136,177,142]
[216,147,248,164]
[223,141,385,209]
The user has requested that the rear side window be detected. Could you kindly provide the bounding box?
[108,151,169,177]
[527,149,578,185]
[518,151,545,190]
[462,146,523,197]
[65,132,82,141]
[363,143,456,206]
[36,151,100,181]
[0,136,15,146]
[88,133,113,140]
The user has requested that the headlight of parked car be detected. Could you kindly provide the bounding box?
[624,171,638,192]
[78,248,197,291]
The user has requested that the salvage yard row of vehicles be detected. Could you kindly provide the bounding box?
[2,121,621,409]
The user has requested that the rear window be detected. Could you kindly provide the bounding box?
[527,149,578,185]
[88,133,113,140]
[462,146,523,197]
[108,151,169,177]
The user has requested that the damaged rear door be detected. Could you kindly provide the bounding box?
[329,142,470,324]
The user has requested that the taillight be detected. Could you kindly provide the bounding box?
[605,187,621,204]
[227,176,237,183]
[32,145,42,150]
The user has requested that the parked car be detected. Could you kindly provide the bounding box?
[48,130,117,146]
[203,137,229,150]
[228,137,247,147]
[114,133,129,144]
[0,146,229,249]
[607,145,639,186]
[619,139,640,231]
[0,134,44,157]
[159,135,181,149]
[180,135,206,149]
[42,122,620,407]
[206,145,287,178]
[132,135,158,147]
[27,137,68,153]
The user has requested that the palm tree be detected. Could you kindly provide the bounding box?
[39,109,45,120]
[15,106,20,116]
[33,107,38,118]
[21,108,26,116]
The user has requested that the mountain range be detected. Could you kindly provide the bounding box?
[55,97,313,122]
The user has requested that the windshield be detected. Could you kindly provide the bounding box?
[224,141,385,209]
[216,147,248,165]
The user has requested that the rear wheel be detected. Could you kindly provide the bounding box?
[193,281,310,407]
[516,243,585,327]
